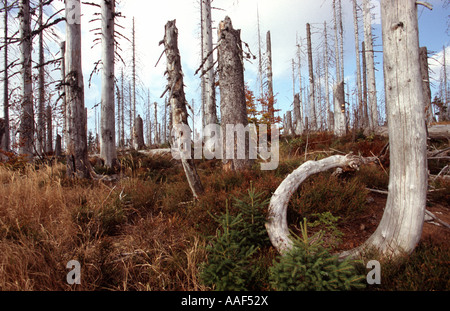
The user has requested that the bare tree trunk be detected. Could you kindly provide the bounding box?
[333,0,341,83]
[65,0,90,178]
[296,37,304,131]
[45,104,52,153]
[100,0,117,168]
[285,111,293,136]
[362,41,369,128]
[162,19,204,199]
[443,45,448,121]
[306,23,316,130]
[218,16,253,171]
[419,47,434,124]
[201,0,217,129]
[121,70,125,147]
[344,0,428,258]
[266,30,275,122]
[363,0,378,130]
[37,0,46,155]
[18,0,34,157]
[132,115,145,150]
[132,17,136,125]
[324,21,332,131]
[353,0,364,129]
[293,94,302,135]
[60,41,67,151]
[2,0,9,151]
[154,101,158,144]
[338,0,345,82]
[334,81,346,136]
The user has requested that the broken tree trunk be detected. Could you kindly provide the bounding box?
[132,115,145,150]
[352,0,364,129]
[217,16,253,171]
[293,93,303,135]
[65,0,91,179]
[46,104,52,154]
[267,31,275,122]
[2,0,9,152]
[334,81,347,136]
[162,19,204,199]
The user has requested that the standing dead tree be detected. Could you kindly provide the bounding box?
[18,0,33,157]
[267,0,430,260]
[65,0,91,178]
[160,19,204,199]
[306,23,316,131]
[217,16,253,171]
[99,0,117,168]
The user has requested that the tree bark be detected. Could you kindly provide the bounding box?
[100,0,117,168]
[18,0,34,157]
[324,22,332,131]
[306,23,316,131]
[162,19,204,199]
[65,0,90,178]
[293,93,302,135]
[218,16,253,171]
[344,0,428,258]
[362,41,369,127]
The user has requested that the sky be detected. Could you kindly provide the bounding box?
[1,0,449,139]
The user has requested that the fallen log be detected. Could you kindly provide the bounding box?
[377,124,450,140]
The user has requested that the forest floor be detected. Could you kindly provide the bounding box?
[0,130,448,291]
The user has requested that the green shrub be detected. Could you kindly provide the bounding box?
[269,219,366,291]
[199,205,258,291]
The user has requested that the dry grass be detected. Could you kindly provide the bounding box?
[0,163,207,291]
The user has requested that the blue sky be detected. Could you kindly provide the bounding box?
[1,0,449,140]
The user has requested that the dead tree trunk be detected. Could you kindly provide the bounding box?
[132,17,137,125]
[362,41,369,128]
[306,23,316,131]
[353,0,364,129]
[266,155,369,254]
[65,0,90,178]
[217,16,253,171]
[45,104,52,154]
[344,0,428,258]
[132,115,145,150]
[18,0,34,157]
[334,81,347,136]
[324,22,332,131]
[293,93,302,135]
[37,0,46,155]
[2,0,9,151]
[162,19,204,199]
[363,0,378,130]
[60,41,67,151]
[266,31,275,122]
[100,0,117,168]
[200,0,217,129]
[419,47,434,124]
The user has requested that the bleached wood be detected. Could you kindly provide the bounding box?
[306,23,317,130]
[100,0,117,168]
[342,0,428,258]
[266,154,367,255]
